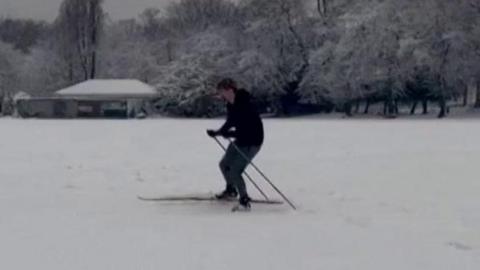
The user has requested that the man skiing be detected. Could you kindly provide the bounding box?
[207,78,264,210]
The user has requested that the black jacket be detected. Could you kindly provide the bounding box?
[218,89,264,146]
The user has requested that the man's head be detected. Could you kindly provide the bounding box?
[216,78,237,104]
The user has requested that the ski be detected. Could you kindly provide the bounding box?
[137,194,283,205]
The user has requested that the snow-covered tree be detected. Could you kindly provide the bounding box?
[0,41,24,114]
[235,49,283,105]
[239,0,310,114]
[97,20,160,82]
[55,0,105,81]
[0,18,48,53]
[3,0,478,118]
[19,41,72,96]
[300,0,479,117]
[164,0,238,35]
[396,0,480,116]
[151,29,237,116]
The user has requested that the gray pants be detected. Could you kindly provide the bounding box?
[219,143,260,198]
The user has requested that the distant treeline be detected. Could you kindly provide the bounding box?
[1,0,479,118]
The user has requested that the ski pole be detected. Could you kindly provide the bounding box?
[228,139,297,210]
[212,136,270,201]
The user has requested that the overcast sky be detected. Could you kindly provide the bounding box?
[0,0,176,22]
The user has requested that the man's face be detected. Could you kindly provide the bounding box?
[217,87,235,104]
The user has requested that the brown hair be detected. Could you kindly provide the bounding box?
[216,78,237,91]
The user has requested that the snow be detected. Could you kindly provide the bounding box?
[55,79,157,97]
[0,117,479,270]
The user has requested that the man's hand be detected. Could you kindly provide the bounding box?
[206,129,219,138]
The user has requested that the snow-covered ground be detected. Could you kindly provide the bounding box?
[0,118,479,270]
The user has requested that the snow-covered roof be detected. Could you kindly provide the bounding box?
[13,91,31,101]
[56,79,157,98]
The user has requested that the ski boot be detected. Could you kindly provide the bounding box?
[232,196,251,212]
[215,186,238,201]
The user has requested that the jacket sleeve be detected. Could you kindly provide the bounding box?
[218,107,234,136]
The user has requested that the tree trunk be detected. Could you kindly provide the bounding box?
[90,51,96,79]
[476,80,480,107]
[385,99,397,118]
[69,62,74,83]
[317,0,327,17]
[410,101,417,114]
[344,101,352,117]
[166,40,173,62]
[422,99,428,114]
[463,83,468,106]
[438,97,446,118]
[2,91,13,116]
[89,1,98,79]
[0,94,3,115]
[364,99,370,114]
[82,60,89,81]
